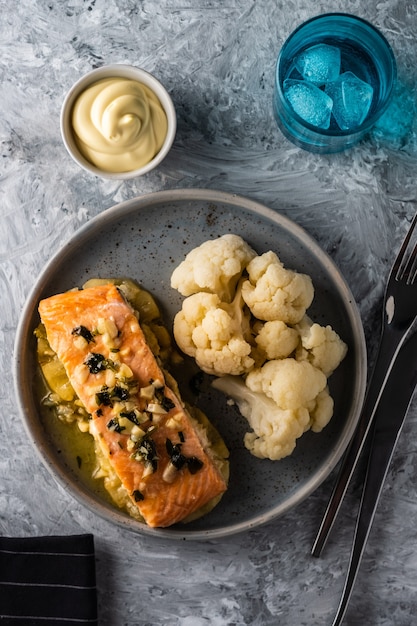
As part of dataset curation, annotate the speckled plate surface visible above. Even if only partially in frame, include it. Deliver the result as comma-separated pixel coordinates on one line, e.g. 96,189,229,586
14,189,367,540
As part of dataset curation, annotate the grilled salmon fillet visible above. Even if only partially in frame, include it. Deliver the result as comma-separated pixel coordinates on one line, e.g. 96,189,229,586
38,283,227,527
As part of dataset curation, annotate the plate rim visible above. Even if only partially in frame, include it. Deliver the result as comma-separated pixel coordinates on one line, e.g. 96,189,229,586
13,188,367,540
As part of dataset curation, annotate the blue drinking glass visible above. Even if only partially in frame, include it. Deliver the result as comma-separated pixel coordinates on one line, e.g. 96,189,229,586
274,13,396,153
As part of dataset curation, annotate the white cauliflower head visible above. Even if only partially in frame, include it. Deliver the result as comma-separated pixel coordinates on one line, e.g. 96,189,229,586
245,358,327,410
173,291,254,376
241,251,314,324
212,375,311,460
255,319,299,361
295,316,348,376
170,235,345,461
170,234,256,303
307,387,334,432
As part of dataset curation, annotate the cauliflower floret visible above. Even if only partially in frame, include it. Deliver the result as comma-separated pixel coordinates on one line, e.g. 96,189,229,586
173,290,254,376
242,251,314,324
171,234,256,303
255,320,300,360
295,316,348,376
308,387,334,432
246,358,327,410
212,375,311,460
212,361,333,460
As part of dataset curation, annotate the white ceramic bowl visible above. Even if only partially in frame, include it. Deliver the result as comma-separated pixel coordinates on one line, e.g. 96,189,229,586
60,64,176,180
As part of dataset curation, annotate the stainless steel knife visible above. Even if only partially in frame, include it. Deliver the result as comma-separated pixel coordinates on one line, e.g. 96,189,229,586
330,328,417,626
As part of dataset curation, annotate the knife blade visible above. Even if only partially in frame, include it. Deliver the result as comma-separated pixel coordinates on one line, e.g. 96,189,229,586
330,329,417,626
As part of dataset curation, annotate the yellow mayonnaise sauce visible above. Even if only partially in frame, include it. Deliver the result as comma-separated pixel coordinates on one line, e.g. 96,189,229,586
71,77,168,173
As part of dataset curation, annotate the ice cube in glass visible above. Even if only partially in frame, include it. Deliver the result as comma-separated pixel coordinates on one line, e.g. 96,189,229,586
294,43,341,85
284,79,333,129
326,71,374,130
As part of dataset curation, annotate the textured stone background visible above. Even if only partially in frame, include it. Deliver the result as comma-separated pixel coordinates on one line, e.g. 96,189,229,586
1,1,417,624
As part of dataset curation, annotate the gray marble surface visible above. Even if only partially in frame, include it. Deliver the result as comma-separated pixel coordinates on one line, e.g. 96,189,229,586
2,1,417,624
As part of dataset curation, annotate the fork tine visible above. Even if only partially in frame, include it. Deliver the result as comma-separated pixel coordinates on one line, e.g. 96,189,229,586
394,212,417,279
404,242,417,285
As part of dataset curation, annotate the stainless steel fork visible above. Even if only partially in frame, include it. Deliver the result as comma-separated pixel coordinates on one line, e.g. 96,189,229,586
312,212,417,558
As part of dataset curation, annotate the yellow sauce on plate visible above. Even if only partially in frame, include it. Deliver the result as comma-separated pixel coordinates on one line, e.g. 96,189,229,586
71,77,168,173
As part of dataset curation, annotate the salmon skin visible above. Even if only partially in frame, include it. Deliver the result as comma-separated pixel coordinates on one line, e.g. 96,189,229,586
38,283,227,528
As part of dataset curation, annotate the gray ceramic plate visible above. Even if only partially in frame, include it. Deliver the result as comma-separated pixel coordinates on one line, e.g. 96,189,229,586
14,189,367,540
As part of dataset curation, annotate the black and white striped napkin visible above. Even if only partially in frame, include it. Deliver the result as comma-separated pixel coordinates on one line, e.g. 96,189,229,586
0,534,98,625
